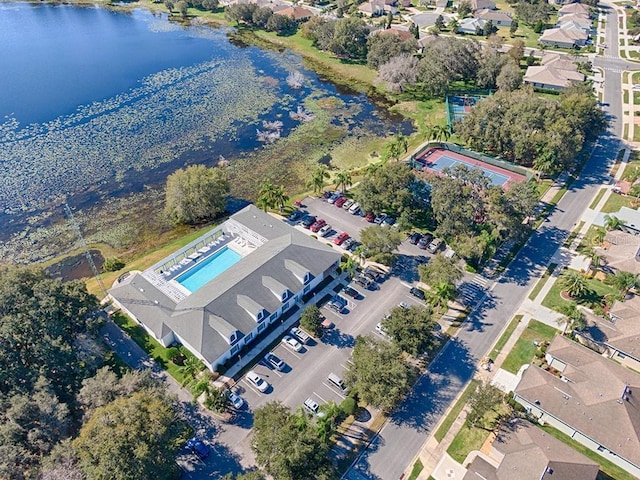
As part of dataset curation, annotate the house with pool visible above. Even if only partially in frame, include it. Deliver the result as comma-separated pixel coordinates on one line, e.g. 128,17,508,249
108,205,342,372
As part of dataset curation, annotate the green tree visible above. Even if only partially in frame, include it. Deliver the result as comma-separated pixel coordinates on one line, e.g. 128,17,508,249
345,335,413,413
558,303,587,332
496,59,522,91
334,171,353,192
385,133,409,161
448,18,459,32
360,225,404,256
604,214,626,231
426,282,457,311
354,162,415,217
266,13,297,35
300,305,323,338
605,270,638,296
103,257,126,272
251,402,332,480
457,0,472,17
418,255,463,286
257,180,288,212
179,356,204,386
381,305,438,356
74,390,185,480
176,0,188,17
307,165,330,195
165,164,229,225
204,386,231,413
329,17,370,59
467,381,507,430
435,14,445,31
483,19,496,37
340,254,360,277
509,18,519,36
221,471,266,480
558,270,589,299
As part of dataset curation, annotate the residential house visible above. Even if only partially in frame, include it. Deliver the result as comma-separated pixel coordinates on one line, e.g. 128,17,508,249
514,335,640,479
558,2,591,17
471,0,495,11
539,27,588,48
597,295,640,371
463,419,599,480
524,63,584,90
374,25,415,41
272,5,315,20
359,0,392,16
410,12,451,29
109,205,342,372
473,8,513,26
457,17,486,34
595,206,640,235
557,13,592,33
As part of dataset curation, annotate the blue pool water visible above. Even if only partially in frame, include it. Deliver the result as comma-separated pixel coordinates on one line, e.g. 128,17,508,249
176,247,242,293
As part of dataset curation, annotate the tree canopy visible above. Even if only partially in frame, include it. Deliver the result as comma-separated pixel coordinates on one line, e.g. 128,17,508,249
354,162,415,217
381,305,439,357
300,305,323,338
164,164,229,225
345,335,413,413
419,256,463,287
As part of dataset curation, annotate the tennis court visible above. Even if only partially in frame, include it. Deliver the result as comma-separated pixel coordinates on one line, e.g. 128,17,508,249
446,94,487,128
414,148,526,189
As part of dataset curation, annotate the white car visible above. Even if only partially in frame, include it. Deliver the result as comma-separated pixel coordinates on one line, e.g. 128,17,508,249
342,199,354,210
282,335,303,352
318,224,332,237
375,322,388,337
348,202,360,215
303,398,326,417
228,391,244,409
247,370,269,392
374,213,387,224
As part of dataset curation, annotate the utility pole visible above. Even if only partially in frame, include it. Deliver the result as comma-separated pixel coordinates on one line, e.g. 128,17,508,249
63,203,108,299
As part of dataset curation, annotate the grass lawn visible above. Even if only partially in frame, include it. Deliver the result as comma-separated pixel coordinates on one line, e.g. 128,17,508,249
434,379,479,442
112,312,203,385
563,221,584,248
501,320,558,374
589,188,607,209
489,314,522,361
540,425,637,480
601,192,634,213
408,460,424,480
528,263,557,301
541,275,619,313
537,178,554,198
447,403,511,464
577,224,606,252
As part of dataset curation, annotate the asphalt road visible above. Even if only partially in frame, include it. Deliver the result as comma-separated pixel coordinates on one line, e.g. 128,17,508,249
345,19,626,480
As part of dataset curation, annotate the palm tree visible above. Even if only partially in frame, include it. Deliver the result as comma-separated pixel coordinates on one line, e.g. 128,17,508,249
532,152,556,180
257,179,277,212
179,356,202,386
334,171,353,192
586,248,602,273
340,255,359,277
592,228,605,245
605,270,639,297
428,282,457,311
307,165,330,195
365,161,383,177
272,184,289,213
558,270,589,299
604,214,626,231
391,133,408,161
558,303,586,334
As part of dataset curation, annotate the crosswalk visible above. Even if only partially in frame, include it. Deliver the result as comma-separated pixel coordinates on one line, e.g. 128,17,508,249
457,274,489,307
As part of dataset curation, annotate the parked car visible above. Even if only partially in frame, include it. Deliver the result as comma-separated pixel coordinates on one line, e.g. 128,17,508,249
334,232,350,245
327,298,344,313
347,240,361,252
335,196,348,208
342,237,356,250
354,274,374,290
363,267,384,282
318,223,332,237
322,191,333,199
417,234,433,250
382,216,396,227
282,335,303,352
265,352,286,371
301,215,316,229
365,212,376,223
186,437,210,460
343,285,359,299
291,326,311,344
428,238,443,253
303,398,326,417
310,219,326,233
288,210,304,222
375,322,388,337
247,370,269,392
342,199,354,210
327,192,342,204
227,390,244,409
410,287,426,301
409,232,422,245
374,213,387,224
348,202,361,215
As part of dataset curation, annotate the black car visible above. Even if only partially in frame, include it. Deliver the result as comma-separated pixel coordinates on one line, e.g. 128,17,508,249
409,232,421,245
354,274,374,290
417,234,433,250
363,267,384,282
348,241,361,252
301,215,316,229
343,285,359,299
410,287,426,301
288,210,304,222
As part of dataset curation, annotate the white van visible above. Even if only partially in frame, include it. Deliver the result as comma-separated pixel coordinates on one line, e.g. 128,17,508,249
291,326,311,344
328,373,346,391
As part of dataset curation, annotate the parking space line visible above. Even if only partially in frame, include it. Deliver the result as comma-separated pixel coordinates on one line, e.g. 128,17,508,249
275,345,303,360
323,382,347,399
314,392,328,403
241,379,263,395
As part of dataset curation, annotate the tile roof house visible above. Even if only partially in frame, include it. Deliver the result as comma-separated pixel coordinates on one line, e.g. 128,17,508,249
272,5,315,20
359,0,393,16
473,8,513,26
457,17,486,34
556,14,593,34
523,54,584,91
558,2,591,17
514,335,640,479
109,205,341,372
410,12,451,28
539,26,588,48
462,419,599,480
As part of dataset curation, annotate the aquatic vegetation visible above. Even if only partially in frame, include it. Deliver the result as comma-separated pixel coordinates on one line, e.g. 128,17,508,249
286,71,305,89
289,105,315,122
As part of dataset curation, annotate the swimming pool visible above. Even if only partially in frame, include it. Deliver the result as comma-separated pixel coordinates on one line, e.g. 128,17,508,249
176,247,242,293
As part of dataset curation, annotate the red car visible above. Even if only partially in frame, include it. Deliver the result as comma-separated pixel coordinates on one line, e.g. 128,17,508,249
334,232,350,245
365,212,375,223
335,196,348,208
310,219,326,233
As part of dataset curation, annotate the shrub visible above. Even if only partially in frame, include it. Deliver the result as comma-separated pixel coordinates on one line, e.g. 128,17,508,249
340,396,357,416
103,257,126,272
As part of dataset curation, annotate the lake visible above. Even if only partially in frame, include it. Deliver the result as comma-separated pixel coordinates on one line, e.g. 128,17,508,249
0,2,412,264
